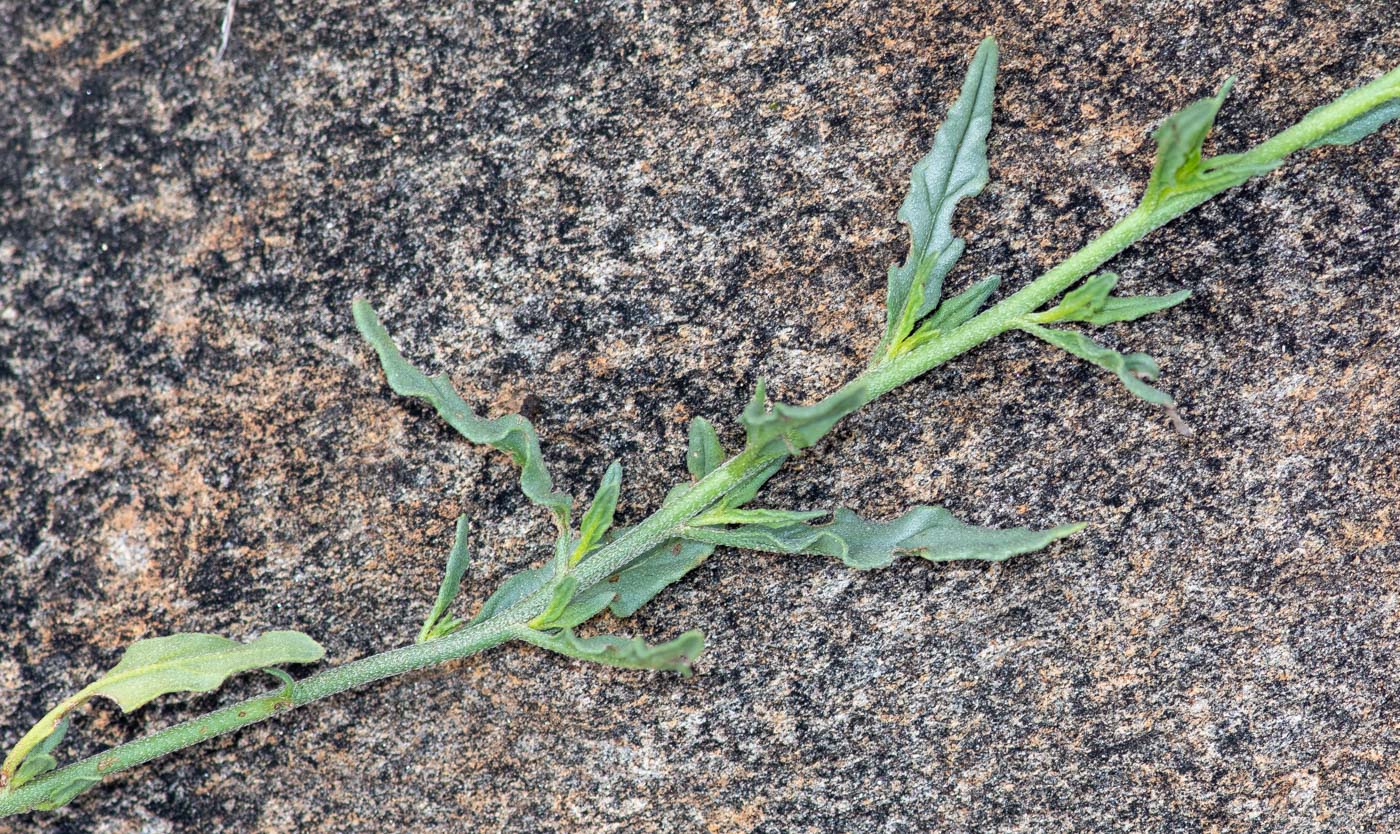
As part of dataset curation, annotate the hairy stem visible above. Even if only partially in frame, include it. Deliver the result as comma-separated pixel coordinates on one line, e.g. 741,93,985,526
4,63,1397,818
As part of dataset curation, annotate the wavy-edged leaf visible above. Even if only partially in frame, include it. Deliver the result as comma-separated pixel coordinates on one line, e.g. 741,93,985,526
418,515,472,643
353,300,572,527
681,506,1082,570
573,461,622,563
2,631,324,783
1038,273,1191,325
740,379,868,456
877,37,999,359
1022,323,1175,406
606,539,715,618
686,417,725,479
520,628,705,677
1306,96,1400,148
470,565,551,625
9,718,68,789
1142,79,1279,211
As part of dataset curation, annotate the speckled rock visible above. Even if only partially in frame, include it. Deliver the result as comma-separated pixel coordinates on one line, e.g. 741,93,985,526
2,1,1398,832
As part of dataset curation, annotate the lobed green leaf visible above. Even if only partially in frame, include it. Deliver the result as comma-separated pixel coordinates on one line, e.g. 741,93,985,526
681,506,1083,570
2,631,324,783
520,628,706,677
740,379,868,457
1021,323,1175,406
418,515,472,643
877,37,999,359
353,300,573,528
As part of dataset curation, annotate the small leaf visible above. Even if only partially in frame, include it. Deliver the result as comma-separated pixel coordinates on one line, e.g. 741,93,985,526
1306,96,1400,148
548,586,617,631
681,506,1082,570
1142,79,1279,211
10,718,69,789
2,631,324,783
686,417,725,479
922,275,1001,333
528,576,579,629
573,461,622,562
33,773,102,811
721,455,786,510
877,37,1000,359
1021,323,1176,406
1037,273,1191,325
470,565,551,625
690,508,829,527
740,378,868,457
353,300,573,528
418,515,472,643
520,628,705,677
607,539,716,618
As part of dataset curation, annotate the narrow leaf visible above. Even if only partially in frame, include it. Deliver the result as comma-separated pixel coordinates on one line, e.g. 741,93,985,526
682,506,1081,570
1142,79,1280,209
353,300,572,527
521,628,705,677
528,576,579,629
878,37,999,359
740,378,868,456
548,586,617,631
574,461,622,562
417,515,472,643
10,718,69,789
1022,323,1176,406
2,631,324,782
1038,273,1191,325
607,539,715,618
470,565,551,625
686,417,725,479
33,773,102,811
922,275,1001,333
721,455,786,510
1306,96,1400,148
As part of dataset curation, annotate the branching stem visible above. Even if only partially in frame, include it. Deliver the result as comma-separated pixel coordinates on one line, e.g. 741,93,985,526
2,60,1396,818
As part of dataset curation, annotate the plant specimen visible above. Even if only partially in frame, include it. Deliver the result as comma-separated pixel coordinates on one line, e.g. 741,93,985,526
2,37,1397,817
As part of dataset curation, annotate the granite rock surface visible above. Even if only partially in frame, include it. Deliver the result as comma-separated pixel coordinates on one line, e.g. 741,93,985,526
1,1,1398,832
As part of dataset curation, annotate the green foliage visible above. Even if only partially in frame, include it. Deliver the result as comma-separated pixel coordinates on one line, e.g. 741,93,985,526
1021,323,1175,406
9,719,67,790
682,506,1083,570
686,417,725,479
573,462,622,564
606,539,716,618
1035,272,1191,325
418,515,473,642
1139,79,1280,215
8,37,1399,818
877,37,999,360
520,628,706,677
740,378,868,456
1306,93,1400,147
2,632,323,783
353,300,573,528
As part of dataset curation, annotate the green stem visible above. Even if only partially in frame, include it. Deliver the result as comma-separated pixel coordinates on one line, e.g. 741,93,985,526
4,62,1397,818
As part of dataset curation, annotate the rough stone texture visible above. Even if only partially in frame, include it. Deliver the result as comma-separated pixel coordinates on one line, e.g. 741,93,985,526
2,1,1398,832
